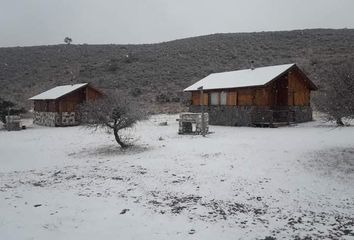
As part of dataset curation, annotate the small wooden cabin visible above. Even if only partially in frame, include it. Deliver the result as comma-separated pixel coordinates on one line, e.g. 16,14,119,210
29,83,102,126
184,63,317,127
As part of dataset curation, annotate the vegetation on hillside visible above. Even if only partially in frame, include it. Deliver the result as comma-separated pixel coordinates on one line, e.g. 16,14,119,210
1,29,354,113
313,62,354,125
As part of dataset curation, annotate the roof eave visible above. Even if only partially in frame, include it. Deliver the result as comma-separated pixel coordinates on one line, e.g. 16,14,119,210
184,84,267,92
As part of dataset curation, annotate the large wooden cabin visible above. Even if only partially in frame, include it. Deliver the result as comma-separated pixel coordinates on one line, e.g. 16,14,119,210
184,63,317,127
29,83,102,126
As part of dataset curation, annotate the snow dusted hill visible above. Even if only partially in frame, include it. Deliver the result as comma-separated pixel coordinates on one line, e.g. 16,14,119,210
2,29,354,113
0,115,354,239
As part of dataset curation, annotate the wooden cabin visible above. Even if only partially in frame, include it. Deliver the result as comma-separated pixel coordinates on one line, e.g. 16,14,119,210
29,83,102,126
184,63,317,127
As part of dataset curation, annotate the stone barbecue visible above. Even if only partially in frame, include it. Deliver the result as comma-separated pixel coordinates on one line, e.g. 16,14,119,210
178,112,209,135
5,115,21,131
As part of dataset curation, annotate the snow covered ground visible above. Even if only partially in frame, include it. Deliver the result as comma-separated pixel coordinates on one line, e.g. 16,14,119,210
1,115,354,240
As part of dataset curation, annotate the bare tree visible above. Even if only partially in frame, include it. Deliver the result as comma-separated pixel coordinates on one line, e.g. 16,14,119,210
314,62,354,125
64,37,72,45
79,94,145,148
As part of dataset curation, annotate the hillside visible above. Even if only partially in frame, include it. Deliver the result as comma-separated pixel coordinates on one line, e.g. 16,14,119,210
1,28,354,112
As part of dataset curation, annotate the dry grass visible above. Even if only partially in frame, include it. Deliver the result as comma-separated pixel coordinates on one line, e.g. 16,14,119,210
307,147,354,179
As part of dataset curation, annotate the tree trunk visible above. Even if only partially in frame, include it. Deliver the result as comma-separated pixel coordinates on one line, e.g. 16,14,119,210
113,128,128,148
336,118,344,126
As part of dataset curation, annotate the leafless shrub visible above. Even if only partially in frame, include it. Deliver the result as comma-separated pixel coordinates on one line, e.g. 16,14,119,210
79,92,146,148
314,62,354,126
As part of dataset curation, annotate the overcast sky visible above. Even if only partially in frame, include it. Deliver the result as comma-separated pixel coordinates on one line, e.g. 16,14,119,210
1,0,354,47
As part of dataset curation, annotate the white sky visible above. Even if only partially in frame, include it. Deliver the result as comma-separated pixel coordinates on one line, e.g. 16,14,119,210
1,0,354,47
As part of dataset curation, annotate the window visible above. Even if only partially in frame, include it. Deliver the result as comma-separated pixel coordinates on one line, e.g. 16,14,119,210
210,92,219,105
220,91,227,105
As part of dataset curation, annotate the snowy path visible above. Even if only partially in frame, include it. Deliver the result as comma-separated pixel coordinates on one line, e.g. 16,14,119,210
1,115,354,239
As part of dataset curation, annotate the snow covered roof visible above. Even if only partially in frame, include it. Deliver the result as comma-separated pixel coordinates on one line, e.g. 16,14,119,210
29,83,89,100
184,63,296,91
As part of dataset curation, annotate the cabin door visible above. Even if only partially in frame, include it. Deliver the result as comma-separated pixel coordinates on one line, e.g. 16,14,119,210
274,79,288,107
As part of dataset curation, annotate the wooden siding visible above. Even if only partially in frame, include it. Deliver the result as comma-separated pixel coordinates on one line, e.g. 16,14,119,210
254,88,270,106
34,101,42,112
58,88,85,113
237,89,254,106
202,93,209,105
192,92,200,105
227,91,237,105
191,88,271,107
266,86,275,106
288,70,311,106
85,86,101,101
274,75,289,106
191,91,209,105
33,85,103,113
34,100,58,112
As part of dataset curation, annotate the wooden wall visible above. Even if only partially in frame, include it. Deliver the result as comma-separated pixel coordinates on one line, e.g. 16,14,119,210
237,89,253,106
227,91,237,105
191,92,208,105
254,88,271,106
190,87,271,107
58,88,86,113
34,85,103,113
34,100,58,112
191,92,200,105
288,70,311,106
85,86,102,101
